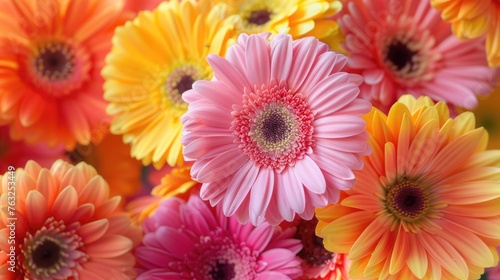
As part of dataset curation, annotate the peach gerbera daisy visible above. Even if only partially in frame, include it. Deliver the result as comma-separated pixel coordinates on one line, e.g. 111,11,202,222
316,95,500,279
217,0,342,40
102,0,238,169
0,0,127,149
0,160,141,279
431,0,500,67
336,0,497,112
181,32,371,226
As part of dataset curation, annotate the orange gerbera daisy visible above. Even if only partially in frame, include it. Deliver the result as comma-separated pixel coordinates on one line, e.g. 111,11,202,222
0,0,127,149
316,95,500,279
431,0,500,66
0,160,141,279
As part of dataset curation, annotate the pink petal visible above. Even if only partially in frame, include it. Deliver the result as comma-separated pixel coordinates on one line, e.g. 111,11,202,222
249,169,274,225
223,161,259,216
270,34,293,82
314,115,366,138
280,168,305,213
245,34,270,86
195,148,248,183
293,156,326,194
207,54,250,97
247,224,274,252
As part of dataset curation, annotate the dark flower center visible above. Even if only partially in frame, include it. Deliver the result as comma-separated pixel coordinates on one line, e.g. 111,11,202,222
247,9,271,25
210,261,236,280
34,42,74,80
165,65,204,106
295,217,334,266
175,75,195,95
32,239,62,268
386,180,428,221
386,40,417,71
261,111,288,143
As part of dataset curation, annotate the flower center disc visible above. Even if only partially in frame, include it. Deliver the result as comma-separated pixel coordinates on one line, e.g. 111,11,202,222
22,218,87,279
26,40,90,96
210,261,236,280
35,43,74,80
233,83,314,172
165,65,204,106
386,40,418,71
32,238,63,268
386,180,429,222
381,32,433,81
247,10,271,25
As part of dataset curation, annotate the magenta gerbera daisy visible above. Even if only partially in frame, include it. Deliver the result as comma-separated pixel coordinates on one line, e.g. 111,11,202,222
135,194,303,279
336,0,498,112
181,33,371,226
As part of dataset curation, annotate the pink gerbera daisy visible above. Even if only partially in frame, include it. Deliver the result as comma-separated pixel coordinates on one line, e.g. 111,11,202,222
336,0,497,112
135,194,303,279
181,33,371,226
0,160,141,279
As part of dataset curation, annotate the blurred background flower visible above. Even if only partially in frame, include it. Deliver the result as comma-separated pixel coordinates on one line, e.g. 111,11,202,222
336,0,497,112
219,0,342,40
431,0,500,67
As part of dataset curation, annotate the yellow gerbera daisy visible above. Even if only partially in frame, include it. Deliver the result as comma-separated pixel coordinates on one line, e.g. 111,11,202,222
431,0,500,66
102,0,238,168
215,0,342,40
316,95,500,279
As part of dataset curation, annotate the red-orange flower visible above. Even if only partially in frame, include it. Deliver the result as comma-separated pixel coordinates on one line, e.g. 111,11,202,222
0,0,127,149
0,160,141,279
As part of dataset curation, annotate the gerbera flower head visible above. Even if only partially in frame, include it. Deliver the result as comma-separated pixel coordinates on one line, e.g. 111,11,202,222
218,0,342,40
181,32,371,226
136,194,303,279
316,95,500,279
0,0,127,149
0,160,141,279
283,217,350,279
431,0,500,67
336,0,497,112
102,0,238,169
0,125,67,171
